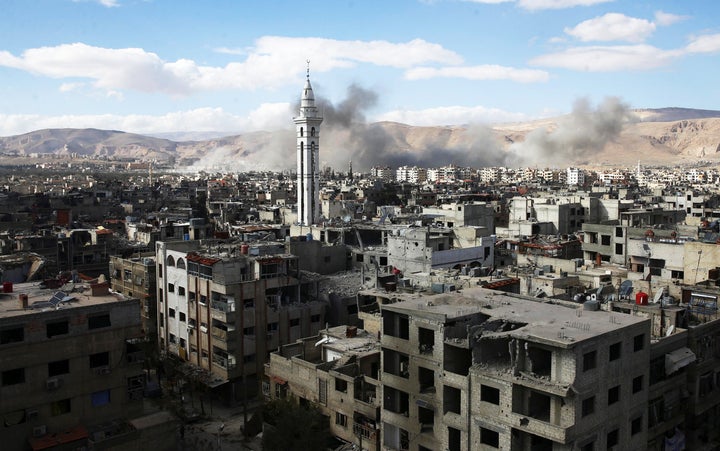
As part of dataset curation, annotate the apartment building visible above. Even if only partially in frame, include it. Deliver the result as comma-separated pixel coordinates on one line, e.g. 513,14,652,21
155,240,327,398
377,287,649,451
109,252,158,338
265,325,382,450
0,282,149,451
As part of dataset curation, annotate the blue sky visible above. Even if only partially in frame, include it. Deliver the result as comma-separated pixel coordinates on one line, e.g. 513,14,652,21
0,0,718,136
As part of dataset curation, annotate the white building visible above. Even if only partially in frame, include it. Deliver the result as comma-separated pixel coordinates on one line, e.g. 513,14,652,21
396,166,427,184
295,69,323,226
566,167,586,186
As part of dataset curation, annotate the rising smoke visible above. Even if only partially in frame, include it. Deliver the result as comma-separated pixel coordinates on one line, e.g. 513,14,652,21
192,86,635,173
509,97,637,166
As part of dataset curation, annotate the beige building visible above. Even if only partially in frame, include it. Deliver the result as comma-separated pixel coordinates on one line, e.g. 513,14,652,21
265,325,382,450
0,281,158,451
156,240,327,399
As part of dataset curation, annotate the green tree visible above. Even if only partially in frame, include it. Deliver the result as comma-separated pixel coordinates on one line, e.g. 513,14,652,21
262,398,331,451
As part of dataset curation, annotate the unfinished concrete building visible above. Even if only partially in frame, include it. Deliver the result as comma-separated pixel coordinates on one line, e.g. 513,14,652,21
375,287,649,451
109,252,157,338
265,325,382,450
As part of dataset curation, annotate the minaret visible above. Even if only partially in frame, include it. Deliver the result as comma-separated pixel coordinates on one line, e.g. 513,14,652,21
294,62,323,226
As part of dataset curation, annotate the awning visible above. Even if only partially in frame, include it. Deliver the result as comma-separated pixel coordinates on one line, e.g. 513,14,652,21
29,425,89,450
665,347,696,375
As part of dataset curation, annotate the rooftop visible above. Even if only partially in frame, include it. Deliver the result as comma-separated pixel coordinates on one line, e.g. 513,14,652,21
381,286,647,348
0,280,134,319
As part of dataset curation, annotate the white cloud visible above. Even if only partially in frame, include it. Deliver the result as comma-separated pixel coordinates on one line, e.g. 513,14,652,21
654,11,688,26
374,105,529,126
517,0,614,10
0,37,462,97
73,0,120,7
405,65,549,83
0,103,293,136
565,13,656,43
530,44,680,71
461,0,613,8
59,82,85,92
685,33,720,54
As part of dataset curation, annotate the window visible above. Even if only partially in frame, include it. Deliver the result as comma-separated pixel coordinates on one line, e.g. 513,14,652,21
634,334,645,352
267,322,278,332
615,228,623,238
311,314,321,322
583,350,597,371
0,326,24,344
168,308,175,318
178,286,185,296
631,415,642,435
481,385,500,405
632,375,643,393
48,359,70,377
243,298,254,308
582,396,595,417
244,326,255,336
608,385,620,405
169,333,176,343
480,427,499,448
47,320,69,338
609,342,621,361
335,378,347,393
89,351,110,368
324,256,331,263
50,398,71,416
615,243,623,255
168,283,175,293
88,313,111,329
2,368,25,386
91,389,110,407
289,318,300,327
606,428,618,448
581,441,595,451
601,235,611,246
335,412,347,427
179,312,186,322
243,354,255,364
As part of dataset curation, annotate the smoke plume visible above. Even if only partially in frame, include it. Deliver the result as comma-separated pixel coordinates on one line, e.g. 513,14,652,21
509,97,636,166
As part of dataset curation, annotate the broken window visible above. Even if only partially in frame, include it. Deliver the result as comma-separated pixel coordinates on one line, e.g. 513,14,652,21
609,342,622,361
418,326,434,354
480,427,499,448
443,385,461,415
608,385,620,405
418,366,434,393
481,385,500,405
526,345,552,377
444,344,472,376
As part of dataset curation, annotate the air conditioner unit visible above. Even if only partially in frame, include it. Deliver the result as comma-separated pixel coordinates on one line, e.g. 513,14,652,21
32,425,47,437
95,366,111,375
45,378,61,390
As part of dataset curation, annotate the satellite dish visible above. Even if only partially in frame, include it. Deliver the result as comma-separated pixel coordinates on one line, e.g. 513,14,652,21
666,325,675,337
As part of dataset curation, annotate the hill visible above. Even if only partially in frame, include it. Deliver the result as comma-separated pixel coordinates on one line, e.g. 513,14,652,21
1,108,720,170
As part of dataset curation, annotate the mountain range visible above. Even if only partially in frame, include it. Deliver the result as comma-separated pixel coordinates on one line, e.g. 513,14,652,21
1,107,719,171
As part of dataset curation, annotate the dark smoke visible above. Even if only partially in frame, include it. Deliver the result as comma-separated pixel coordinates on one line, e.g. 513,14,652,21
310,84,506,171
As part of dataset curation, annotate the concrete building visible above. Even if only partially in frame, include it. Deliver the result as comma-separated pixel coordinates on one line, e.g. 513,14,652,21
109,252,158,338
377,287,649,451
265,325,382,450
0,281,154,451
295,68,323,226
155,240,327,399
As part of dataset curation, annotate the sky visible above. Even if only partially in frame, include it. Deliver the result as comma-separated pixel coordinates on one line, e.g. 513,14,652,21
1,0,719,138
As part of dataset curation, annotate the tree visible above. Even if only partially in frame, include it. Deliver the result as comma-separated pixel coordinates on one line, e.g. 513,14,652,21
261,398,331,451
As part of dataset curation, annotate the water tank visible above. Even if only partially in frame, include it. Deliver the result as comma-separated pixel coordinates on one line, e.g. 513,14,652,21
306,232,313,241
3,282,12,293
240,244,249,255
583,300,600,311
635,291,649,305
19,293,28,309
183,233,190,241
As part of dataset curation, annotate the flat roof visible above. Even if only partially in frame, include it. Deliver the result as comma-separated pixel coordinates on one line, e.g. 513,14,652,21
380,286,648,347
0,281,135,319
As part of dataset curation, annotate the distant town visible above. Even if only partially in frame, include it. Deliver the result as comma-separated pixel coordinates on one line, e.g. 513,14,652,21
2,77,719,451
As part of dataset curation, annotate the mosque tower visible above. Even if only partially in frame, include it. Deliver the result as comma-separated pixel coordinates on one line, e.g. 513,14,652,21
294,63,323,226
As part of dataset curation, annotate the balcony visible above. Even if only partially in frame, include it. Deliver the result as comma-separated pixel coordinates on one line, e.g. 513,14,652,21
210,299,236,322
